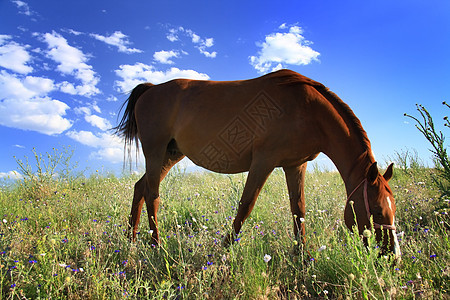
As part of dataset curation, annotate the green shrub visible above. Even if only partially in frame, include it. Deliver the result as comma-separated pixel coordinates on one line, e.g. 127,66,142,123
405,102,450,197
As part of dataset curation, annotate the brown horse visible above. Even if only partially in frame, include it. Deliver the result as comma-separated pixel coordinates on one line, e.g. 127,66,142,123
115,69,401,257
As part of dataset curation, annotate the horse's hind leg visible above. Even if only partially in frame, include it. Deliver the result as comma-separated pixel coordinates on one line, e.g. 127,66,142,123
128,174,147,241
283,163,307,244
143,144,185,245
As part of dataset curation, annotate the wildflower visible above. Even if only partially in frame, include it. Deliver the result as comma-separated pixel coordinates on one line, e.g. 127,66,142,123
2,219,7,224
299,218,305,223
318,245,326,252
430,254,437,258
114,250,120,253
349,200,354,206
363,229,371,238
10,283,16,288
263,254,272,263
207,261,213,266
348,273,355,281
323,290,329,295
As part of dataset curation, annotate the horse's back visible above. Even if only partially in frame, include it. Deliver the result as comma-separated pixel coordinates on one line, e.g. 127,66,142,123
136,70,324,173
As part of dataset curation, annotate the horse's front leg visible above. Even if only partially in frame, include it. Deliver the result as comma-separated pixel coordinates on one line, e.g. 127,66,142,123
283,163,307,244
222,159,274,247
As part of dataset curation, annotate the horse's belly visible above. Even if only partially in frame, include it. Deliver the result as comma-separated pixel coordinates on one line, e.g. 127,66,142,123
183,138,253,174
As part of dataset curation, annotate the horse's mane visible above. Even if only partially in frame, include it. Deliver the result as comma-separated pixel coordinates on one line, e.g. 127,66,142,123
273,70,371,152
313,83,371,151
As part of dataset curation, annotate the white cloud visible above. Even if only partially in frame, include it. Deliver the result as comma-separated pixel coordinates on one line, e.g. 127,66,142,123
84,114,112,131
166,27,217,58
66,130,126,163
90,31,142,54
75,103,111,131
114,63,210,92
106,95,118,102
40,31,100,96
0,35,33,74
0,170,22,180
153,50,180,64
11,0,35,16
0,70,71,135
250,25,320,73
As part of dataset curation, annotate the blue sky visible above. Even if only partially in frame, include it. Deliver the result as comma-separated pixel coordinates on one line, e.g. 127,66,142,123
0,0,449,178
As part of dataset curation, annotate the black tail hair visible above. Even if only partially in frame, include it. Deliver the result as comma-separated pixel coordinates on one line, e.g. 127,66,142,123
114,83,153,163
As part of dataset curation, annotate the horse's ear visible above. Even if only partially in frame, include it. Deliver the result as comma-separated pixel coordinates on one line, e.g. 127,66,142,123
383,163,394,182
367,162,379,184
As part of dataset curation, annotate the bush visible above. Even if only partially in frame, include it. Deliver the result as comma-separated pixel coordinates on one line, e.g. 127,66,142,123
405,102,450,197
13,147,79,200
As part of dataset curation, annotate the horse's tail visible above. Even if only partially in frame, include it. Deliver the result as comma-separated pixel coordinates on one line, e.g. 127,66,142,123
114,83,153,156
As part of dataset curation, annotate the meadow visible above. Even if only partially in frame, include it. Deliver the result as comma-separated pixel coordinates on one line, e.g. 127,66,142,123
0,150,449,299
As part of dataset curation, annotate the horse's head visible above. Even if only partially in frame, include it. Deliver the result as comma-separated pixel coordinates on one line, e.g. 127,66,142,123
344,162,401,259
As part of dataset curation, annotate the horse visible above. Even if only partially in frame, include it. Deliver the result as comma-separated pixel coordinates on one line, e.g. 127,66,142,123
115,69,401,258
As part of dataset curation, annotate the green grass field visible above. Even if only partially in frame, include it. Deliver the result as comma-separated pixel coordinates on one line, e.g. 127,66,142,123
1,155,449,299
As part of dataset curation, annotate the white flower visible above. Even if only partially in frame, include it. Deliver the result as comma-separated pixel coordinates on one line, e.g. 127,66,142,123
2,219,7,224
318,245,326,252
263,254,272,263
299,217,305,223
363,229,372,238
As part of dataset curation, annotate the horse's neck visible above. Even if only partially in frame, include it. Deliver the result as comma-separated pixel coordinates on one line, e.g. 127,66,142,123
321,126,375,195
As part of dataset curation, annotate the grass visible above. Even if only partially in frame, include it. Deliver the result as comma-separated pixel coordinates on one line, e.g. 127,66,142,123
0,155,449,299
